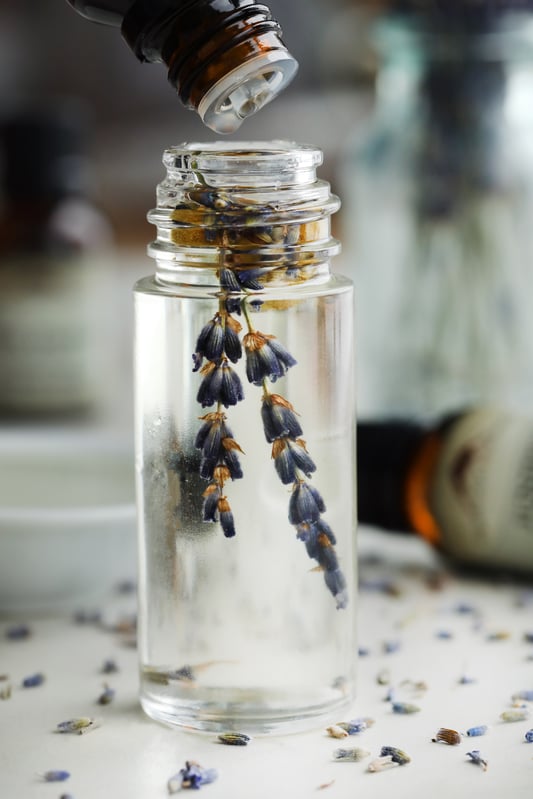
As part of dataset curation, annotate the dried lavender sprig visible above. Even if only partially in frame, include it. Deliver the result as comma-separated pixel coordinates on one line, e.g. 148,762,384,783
240,306,348,609
192,303,246,539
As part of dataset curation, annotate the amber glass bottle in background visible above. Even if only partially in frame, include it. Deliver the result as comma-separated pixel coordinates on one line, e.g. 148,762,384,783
66,0,298,133
0,106,112,417
357,410,533,575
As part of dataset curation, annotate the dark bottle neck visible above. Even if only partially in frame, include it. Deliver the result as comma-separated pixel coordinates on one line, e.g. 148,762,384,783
122,0,296,128
357,420,427,534
67,0,297,133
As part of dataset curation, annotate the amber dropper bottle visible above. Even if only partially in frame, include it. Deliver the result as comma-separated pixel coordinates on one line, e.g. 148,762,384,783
66,0,298,133
357,410,533,575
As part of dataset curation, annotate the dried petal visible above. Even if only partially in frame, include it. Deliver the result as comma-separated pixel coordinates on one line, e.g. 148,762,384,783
327,725,349,739
500,709,529,722
289,481,326,525
167,760,218,793
380,746,411,765
272,438,316,484
197,360,244,408
194,316,225,365
218,732,251,746
432,727,462,744
333,747,370,762
466,750,488,771
367,756,396,773
218,497,236,538
42,771,70,783
244,331,296,385
324,569,348,610
22,673,45,688
337,719,367,735
223,316,243,363
466,725,488,737
261,394,302,442
56,717,95,734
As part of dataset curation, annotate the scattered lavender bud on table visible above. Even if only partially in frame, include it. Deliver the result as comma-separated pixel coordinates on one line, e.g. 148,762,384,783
486,631,510,642
0,684,11,700
512,690,533,702
100,659,119,675
73,610,102,625
392,702,420,715
383,640,402,655
466,750,488,771
432,728,462,745
466,725,488,737
524,729,533,743
376,669,390,686
97,684,115,705
380,746,411,765
217,732,251,746
336,719,368,735
56,718,96,734
41,770,70,782
458,675,477,685
500,709,529,723
6,624,31,640
327,725,349,739
333,747,370,762
22,673,45,688
167,761,218,793
367,755,396,773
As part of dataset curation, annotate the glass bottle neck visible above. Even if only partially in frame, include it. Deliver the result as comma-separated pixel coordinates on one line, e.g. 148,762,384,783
147,141,340,288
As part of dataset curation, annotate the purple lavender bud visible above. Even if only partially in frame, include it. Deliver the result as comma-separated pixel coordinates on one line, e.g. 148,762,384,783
288,482,326,525
261,394,303,442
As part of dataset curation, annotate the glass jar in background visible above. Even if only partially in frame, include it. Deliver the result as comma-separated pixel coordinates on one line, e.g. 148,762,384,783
134,141,357,733
339,13,533,421
0,106,113,417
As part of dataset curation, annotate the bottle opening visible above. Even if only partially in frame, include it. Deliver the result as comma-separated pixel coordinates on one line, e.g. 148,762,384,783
198,53,298,134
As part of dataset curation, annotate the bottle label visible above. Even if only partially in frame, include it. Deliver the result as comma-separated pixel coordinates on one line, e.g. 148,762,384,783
431,408,533,571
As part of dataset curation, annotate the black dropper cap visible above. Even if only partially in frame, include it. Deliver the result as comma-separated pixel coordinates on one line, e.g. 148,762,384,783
357,420,427,533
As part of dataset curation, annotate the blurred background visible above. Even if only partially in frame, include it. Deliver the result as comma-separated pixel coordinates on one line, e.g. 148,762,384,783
0,0,375,247
4,0,533,610
0,0,378,612
0,0,377,426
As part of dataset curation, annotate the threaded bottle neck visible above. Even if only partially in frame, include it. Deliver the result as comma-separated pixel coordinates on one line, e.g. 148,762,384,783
147,141,341,286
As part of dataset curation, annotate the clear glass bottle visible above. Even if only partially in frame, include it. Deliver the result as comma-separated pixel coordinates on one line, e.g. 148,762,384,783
134,141,357,733
66,0,298,133
339,11,533,420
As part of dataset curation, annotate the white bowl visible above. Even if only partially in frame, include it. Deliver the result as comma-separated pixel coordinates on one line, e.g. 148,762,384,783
0,427,137,615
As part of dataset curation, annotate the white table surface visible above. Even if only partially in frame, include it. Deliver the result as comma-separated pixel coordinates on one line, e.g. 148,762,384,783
1,528,532,799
